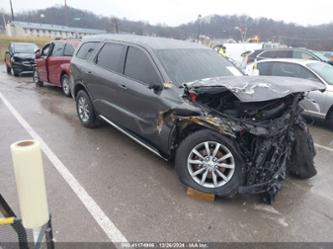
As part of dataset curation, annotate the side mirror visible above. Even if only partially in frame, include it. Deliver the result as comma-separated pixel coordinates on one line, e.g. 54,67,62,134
148,82,163,91
35,49,41,59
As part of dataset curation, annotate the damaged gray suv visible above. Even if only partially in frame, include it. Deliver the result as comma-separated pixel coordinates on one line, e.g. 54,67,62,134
71,35,325,203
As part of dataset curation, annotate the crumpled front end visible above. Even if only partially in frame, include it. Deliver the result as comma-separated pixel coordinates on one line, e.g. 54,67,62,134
178,82,317,203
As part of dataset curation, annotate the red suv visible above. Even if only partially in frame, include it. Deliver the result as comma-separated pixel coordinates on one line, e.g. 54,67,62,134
34,39,80,97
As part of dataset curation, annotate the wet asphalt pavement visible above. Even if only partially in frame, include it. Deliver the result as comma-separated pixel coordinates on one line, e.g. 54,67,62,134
0,69,333,243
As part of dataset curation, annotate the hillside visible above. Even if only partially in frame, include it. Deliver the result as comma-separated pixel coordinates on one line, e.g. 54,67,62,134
3,5,333,50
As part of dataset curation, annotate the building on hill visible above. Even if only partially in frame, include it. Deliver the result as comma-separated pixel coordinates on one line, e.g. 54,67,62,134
6,21,106,38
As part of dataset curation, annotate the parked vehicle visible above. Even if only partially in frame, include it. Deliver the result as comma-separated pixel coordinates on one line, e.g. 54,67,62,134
245,48,332,66
71,35,323,202
249,58,333,128
34,39,80,97
4,42,38,76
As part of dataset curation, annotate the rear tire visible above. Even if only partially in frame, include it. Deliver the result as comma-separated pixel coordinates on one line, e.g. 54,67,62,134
175,129,243,198
61,74,71,97
76,90,99,128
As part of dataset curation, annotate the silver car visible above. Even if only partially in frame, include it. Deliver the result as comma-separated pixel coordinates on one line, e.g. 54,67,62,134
250,59,333,128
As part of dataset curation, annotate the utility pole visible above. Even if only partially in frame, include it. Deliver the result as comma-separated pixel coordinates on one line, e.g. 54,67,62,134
197,14,202,42
9,0,14,21
65,0,68,26
111,17,119,34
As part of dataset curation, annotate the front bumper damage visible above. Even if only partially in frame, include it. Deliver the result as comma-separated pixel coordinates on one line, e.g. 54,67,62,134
165,76,322,203
171,103,316,203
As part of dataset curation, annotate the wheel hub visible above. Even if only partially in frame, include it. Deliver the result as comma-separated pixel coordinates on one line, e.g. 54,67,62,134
78,97,90,122
187,141,235,188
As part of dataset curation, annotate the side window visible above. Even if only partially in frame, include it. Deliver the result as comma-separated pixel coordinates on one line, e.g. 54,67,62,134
95,43,125,73
64,44,75,56
274,50,292,58
41,44,51,56
260,50,292,59
124,47,161,85
271,62,299,77
271,62,320,81
297,66,320,82
76,42,99,60
293,51,316,60
52,43,65,56
259,51,276,58
257,62,272,75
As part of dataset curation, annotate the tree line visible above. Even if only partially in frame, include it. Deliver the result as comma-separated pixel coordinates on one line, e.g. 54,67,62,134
3,5,333,50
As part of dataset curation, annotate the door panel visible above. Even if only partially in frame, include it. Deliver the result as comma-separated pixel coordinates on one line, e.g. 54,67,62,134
36,44,52,82
48,56,69,86
90,42,127,119
47,42,66,86
119,46,168,148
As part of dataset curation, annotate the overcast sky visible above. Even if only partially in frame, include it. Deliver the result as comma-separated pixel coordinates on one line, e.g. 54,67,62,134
1,0,333,26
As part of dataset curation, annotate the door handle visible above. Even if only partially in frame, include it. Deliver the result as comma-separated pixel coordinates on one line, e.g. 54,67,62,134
119,84,127,90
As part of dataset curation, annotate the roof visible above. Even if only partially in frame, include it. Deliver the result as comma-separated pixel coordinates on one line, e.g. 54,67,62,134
53,39,81,47
10,21,106,34
256,58,323,66
83,34,209,50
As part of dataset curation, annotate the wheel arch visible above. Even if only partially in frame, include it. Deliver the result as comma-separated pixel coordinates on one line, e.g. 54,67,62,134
168,117,236,159
73,83,88,98
325,104,333,120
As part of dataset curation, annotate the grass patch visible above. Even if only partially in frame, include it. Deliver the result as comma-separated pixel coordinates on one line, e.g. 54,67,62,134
0,35,52,59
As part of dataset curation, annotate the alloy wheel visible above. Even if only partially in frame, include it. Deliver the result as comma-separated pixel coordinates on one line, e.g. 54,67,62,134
62,76,70,95
187,141,235,188
78,96,90,122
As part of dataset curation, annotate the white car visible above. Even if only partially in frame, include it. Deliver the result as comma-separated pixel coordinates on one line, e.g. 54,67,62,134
248,59,333,128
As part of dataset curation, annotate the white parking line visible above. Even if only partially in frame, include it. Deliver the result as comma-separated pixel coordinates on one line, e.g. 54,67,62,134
315,143,333,153
0,91,128,244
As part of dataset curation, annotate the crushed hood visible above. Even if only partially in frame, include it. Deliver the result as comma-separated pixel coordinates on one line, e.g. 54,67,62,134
185,76,326,102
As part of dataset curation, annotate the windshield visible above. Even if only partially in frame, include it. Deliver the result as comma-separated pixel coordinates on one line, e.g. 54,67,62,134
308,62,333,85
13,43,38,54
156,49,243,85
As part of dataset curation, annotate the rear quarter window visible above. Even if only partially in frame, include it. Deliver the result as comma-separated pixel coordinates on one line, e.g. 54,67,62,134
76,42,99,60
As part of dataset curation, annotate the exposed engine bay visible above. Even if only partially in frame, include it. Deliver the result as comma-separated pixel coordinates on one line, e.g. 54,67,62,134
178,76,322,203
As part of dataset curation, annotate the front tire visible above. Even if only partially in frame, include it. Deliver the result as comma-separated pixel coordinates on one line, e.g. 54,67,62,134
13,69,19,77
327,110,333,130
6,64,11,74
76,90,99,128
175,129,243,198
33,70,44,87
61,74,71,97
